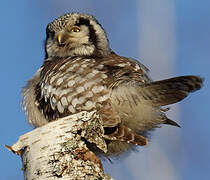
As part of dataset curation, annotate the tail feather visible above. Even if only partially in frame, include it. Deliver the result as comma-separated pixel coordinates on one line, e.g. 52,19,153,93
164,118,181,128
139,75,203,106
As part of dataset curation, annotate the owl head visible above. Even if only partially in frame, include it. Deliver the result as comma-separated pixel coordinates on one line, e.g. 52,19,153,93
45,13,111,59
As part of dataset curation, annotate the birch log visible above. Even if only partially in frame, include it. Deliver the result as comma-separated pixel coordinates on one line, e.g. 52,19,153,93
6,110,114,180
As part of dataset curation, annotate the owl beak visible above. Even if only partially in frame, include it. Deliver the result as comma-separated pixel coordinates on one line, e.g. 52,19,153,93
57,33,63,45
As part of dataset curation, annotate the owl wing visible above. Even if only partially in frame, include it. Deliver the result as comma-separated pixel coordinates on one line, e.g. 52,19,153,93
36,57,116,122
35,55,148,147
101,53,203,138
35,53,203,148
97,53,153,146
103,53,203,107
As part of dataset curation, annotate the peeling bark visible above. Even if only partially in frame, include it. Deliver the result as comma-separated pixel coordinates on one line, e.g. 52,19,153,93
6,111,114,180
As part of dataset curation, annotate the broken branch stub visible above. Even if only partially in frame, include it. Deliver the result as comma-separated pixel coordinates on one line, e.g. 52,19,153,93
6,111,114,180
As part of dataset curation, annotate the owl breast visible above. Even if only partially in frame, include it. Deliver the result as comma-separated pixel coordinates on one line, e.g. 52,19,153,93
36,57,110,121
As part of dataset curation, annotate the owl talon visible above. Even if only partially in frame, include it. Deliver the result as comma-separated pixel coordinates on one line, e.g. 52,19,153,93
104,124,148,146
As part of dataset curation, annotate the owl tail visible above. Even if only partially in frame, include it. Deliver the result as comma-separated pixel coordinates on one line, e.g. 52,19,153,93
104,125,148,146
139,75,203,107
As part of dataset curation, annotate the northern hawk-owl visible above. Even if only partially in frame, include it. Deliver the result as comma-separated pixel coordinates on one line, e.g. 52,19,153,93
22,12,203,156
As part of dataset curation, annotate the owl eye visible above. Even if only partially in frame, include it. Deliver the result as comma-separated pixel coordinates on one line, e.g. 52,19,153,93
71,27,80,32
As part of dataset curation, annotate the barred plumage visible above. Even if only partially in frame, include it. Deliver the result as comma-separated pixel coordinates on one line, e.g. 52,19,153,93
22,12,203,156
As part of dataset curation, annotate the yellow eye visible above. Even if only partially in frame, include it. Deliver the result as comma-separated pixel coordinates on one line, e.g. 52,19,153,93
71,27,80,32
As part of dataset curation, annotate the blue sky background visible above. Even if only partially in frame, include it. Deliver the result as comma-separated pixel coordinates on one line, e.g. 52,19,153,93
1,1,209,180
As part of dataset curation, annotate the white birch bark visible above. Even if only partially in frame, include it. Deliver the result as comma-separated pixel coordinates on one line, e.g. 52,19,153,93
6,111,114,180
